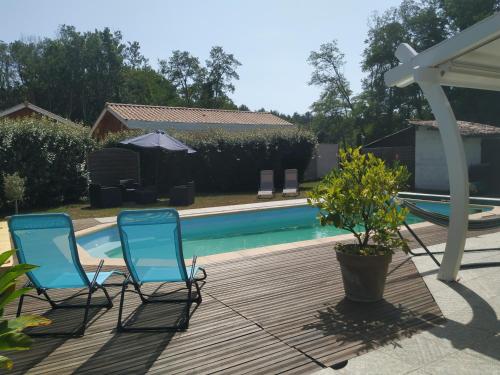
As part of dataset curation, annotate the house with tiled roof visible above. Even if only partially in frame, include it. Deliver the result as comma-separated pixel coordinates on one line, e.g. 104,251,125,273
363,120,500,192
90,103,294,138
0,102,75,126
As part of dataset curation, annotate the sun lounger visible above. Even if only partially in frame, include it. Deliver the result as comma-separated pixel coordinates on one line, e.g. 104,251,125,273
116,208,206,331
258,170,275,198
8,213,120,336
282,169,299,197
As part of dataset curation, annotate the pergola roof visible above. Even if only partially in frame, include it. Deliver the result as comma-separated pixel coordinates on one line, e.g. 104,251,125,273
385,13,500,92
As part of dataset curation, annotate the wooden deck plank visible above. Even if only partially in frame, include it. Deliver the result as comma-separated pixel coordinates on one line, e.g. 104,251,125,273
3,223,468,374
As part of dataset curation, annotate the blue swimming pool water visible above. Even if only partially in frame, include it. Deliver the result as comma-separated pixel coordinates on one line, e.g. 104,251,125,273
76,201,491,259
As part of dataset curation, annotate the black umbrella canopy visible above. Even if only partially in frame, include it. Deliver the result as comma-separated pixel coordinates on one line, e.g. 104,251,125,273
120,130,196,190
120,130,196,153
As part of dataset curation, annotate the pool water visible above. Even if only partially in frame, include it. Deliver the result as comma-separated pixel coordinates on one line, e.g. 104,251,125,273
76,201,491,259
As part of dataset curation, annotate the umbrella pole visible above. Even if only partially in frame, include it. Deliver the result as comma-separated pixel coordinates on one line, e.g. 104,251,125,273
155,150,160,191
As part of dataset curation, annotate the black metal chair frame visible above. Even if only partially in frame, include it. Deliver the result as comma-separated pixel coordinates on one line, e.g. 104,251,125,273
116,267,207,332
16,260,123,337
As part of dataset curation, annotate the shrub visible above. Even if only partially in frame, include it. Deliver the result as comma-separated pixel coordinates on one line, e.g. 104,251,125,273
3,173,25,214
0,250,51,370
308,147,409,255
101,128,317,192
0,117,97,207
99,129,145,148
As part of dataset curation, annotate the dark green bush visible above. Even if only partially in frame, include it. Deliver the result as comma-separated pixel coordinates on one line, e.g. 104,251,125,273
0,117,97,207
102,128,317,192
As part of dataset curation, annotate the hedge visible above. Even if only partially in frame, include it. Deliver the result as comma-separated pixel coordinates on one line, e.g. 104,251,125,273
0,119,316,211
102,128,317,192
0,117,97,208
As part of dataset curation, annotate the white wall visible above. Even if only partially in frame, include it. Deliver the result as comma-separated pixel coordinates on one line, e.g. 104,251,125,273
415,127,481,191
304,143,338,180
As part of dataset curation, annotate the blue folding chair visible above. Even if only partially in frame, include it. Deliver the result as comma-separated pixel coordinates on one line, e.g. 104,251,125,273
8,213,121,336
116,208,206,331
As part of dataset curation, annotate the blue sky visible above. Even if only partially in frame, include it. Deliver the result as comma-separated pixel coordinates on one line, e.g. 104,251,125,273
1,0,402,114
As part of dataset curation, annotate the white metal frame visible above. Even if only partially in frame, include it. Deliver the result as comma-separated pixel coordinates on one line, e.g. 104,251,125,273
385,13,500,281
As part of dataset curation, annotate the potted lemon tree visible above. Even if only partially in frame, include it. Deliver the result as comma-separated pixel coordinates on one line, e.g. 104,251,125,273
308,147,409,302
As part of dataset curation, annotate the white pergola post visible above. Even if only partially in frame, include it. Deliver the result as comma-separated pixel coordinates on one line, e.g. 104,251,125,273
414,71,469,281
385,14,500,281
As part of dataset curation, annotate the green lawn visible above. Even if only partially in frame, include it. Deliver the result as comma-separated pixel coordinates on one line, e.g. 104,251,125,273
18,181,319,220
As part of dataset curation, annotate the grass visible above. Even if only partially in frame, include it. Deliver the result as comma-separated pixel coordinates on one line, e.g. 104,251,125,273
13,181,319,220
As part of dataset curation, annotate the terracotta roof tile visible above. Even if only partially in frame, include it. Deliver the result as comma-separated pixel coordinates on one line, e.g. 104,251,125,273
409,120,500,137
107,103,293,126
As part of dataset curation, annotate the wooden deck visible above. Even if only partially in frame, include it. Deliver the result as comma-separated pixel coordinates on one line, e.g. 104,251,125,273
3,225,454,374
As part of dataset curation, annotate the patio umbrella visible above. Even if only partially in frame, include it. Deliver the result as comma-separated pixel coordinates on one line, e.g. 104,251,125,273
120,130,196,188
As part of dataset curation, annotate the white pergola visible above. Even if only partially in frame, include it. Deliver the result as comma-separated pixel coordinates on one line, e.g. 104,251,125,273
385,13,500,281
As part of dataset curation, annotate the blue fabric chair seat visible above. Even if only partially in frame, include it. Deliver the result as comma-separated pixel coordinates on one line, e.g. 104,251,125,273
138,266,200,283
85,271,117,287
31,271,116,289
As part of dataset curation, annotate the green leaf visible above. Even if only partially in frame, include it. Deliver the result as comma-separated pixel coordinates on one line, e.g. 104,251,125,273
0,355,14,370
0,287,32,310
6,315,51,331
332,213,342,227
0,251,15,268
0,264,37,294
0,331,33,351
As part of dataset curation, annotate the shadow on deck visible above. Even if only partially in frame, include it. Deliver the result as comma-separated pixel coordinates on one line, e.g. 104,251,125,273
4,243,443,374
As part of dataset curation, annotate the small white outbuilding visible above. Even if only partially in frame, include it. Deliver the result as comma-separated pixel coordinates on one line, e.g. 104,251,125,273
364,120,500,192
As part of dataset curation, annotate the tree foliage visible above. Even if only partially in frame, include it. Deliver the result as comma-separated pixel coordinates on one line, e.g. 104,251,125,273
202,46,241,108
0,27,243,125
302,0,500,145
159,46,241,109
0,117,97,207
3,173,25,214
307,41,362,144
439,0,500,31
160,50,203,106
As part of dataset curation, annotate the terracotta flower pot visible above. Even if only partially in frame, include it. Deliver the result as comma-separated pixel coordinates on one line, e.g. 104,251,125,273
336,246,392,302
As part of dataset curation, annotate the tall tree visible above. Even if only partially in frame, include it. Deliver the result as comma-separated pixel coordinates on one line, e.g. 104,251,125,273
0,41,25,107
309,41,354,116
120,67,178,106
360,0,448,141
439,0,500,31
200,46,241,108
124,41,148,69
360,0,500,142
0,25,183,124
307,41,361,144
159,50,203,106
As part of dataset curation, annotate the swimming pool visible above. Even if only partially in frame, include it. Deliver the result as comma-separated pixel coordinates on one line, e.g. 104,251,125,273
76,201,491,259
